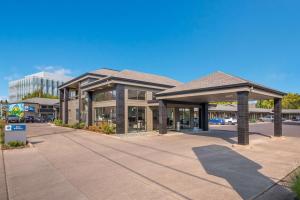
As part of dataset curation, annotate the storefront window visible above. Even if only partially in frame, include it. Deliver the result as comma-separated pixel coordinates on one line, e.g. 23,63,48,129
93,90,116,102
128,106,146,132
128,89,146,100
95,107,116,123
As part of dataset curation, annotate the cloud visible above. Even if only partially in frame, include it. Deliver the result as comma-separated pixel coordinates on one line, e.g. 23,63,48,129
35,65,72,77
265,73,291,82
4,73,20,81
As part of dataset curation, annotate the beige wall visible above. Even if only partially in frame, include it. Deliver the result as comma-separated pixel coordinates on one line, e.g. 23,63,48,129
68,99,79,124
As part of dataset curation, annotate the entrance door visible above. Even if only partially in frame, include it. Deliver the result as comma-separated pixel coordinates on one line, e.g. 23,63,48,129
179,108,191,129
128,106,146,132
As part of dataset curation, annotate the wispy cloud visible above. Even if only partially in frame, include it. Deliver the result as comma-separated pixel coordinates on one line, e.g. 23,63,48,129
4,73,20,81
35,65,72,77
265,73,291,82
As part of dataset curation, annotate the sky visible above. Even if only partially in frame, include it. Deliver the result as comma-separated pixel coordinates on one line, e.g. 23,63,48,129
0,0,299,99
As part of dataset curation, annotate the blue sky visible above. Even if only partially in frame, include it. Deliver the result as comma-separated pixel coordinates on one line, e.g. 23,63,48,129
0,0,299,99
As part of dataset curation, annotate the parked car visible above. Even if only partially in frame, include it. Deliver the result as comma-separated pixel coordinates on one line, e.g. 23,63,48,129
6,115,20,123
209,118,225,125
259,115,274,122
25,116,34,123
224,117,237,125
34,117,44,123
292,116,300,121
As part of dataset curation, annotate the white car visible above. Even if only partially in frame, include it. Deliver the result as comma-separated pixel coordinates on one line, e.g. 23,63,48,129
224,117,237,125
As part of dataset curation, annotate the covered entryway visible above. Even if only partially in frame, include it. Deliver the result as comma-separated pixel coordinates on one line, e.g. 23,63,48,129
156,71,286,145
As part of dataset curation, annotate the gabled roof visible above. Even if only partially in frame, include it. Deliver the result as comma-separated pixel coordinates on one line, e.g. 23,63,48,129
157,71,286,96
112,70,182,87
81,69,182,90
91,68,120,76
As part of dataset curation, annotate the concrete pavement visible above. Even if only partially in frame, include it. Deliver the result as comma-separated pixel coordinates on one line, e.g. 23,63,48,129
1,123,300,200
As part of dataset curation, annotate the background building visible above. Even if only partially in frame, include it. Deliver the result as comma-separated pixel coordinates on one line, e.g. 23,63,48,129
9,71,72,102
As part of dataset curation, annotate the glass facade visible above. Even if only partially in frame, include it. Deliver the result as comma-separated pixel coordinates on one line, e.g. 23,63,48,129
128,89,146,100
9,73,67,101
95,107,116,123
128,106,146,132
93,90,116,102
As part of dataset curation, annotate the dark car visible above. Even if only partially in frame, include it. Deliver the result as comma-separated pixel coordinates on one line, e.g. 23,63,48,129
34,117,44,123
209,118,225,125
25,116,34,123
7,115,20,123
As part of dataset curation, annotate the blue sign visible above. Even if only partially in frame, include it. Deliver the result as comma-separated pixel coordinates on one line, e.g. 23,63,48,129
5,124,26,132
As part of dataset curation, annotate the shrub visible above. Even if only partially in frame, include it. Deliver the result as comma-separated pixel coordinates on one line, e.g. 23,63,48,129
71,122,86,129
54,119,63,126
62,124,70,127
291,172,300,198
7,141,25,147
250,119,257,123
100,122,116,134
0,120,6,145
88,125,101,132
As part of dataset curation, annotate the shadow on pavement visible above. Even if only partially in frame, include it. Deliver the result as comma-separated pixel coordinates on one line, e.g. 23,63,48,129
192,145,290,199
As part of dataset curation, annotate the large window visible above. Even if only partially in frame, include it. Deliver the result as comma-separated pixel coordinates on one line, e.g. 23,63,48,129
128,106,146,132
93,90,116,102
128,89,146,100
95,107,116,123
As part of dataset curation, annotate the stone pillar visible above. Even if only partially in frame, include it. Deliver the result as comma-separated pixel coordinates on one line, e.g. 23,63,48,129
198,107,202,129
63,88,69,124
87,91,93,126
159,100,168,134
274,98,282,137
78,85,82,122
116,84,125,134
174,107,180,129
237,91,249,145
59,89,64,120
190,108,194,128
201,103,209,131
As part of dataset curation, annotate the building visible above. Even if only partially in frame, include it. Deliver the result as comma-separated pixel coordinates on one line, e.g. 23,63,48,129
59,68,287,145
208,104,300,120
9,97,59,121
9,71,72,102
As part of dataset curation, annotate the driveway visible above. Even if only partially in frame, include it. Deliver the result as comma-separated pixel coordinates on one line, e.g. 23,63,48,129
1,123,300,200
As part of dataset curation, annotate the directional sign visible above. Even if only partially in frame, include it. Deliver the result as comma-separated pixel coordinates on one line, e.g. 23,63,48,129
5,124,27,144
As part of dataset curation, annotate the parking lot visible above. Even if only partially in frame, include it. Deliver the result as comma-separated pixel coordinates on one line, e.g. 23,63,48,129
1,122,300,200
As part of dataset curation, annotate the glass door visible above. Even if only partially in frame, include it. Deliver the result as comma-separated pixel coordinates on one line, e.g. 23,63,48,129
179,108,191,129
128,106,146,132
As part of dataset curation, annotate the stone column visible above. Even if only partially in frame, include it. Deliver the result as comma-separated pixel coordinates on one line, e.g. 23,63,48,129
190,108,194,128
159,100,168,134
201,103,209,131
274,98,282,137
78,85,81,122
59,89,64,120
63,88,69,124
174,107,180,130
87,91,93,126
237,91,249,145
116,84,125,134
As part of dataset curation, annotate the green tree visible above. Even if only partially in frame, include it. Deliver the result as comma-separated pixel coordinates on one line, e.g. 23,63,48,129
256,93,300,109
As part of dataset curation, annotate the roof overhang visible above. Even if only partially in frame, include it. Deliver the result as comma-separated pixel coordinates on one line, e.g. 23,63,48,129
58,73,107,89
156,84,286,103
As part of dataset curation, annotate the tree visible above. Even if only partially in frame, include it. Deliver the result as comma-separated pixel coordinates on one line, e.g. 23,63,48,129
22,90,58,100
256,93,300,109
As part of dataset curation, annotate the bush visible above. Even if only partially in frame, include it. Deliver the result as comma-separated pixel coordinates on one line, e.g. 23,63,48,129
100,122,116,134
54,119,63,126
7,141,25,147
250,119,257,123
71,122,86,129
291,172,300,198
88,125,101,132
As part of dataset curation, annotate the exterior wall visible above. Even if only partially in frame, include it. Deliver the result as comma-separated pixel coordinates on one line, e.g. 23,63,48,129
68,99,79,124
124,85,159,133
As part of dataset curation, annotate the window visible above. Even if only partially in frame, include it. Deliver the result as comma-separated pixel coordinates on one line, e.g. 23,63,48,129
128,89,146,100
69,90,78,99
128,106,146,132
93,90,116,102
95,107,116,123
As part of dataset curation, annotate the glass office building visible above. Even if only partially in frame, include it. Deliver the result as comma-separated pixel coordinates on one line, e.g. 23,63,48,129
9,72,72,102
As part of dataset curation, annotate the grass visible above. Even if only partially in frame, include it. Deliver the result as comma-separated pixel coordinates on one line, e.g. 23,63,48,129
291,172,300,199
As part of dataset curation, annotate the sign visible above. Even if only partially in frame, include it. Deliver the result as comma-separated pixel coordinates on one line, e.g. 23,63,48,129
5,124,26,131
25,105,35,112
8,103,25,118
4,124,27,144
